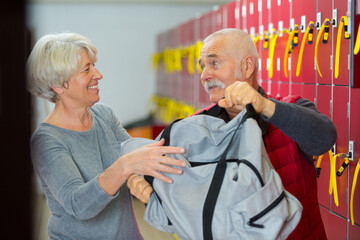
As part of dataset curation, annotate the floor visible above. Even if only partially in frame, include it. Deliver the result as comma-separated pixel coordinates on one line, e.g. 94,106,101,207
32,190,177,240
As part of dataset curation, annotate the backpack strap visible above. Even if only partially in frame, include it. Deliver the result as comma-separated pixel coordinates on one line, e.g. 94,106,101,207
202,104,258,240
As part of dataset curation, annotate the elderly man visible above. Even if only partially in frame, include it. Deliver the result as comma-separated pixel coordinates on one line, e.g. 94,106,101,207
129,28,336,239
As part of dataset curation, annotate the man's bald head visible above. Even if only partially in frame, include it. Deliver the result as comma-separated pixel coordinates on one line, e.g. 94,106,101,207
203,28,259,72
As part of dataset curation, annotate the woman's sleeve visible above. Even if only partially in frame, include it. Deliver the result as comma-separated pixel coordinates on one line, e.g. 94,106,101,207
31,131,118,220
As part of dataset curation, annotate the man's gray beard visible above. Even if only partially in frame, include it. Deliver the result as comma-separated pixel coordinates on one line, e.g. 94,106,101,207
204,79,225,93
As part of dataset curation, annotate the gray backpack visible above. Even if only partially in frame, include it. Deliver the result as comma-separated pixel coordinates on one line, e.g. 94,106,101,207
119,105,302,240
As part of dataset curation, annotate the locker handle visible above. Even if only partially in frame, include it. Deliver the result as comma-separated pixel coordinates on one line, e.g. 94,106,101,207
354,23,360,55
284,25,298,78
335,16,350,79
351,157,360,225
296,21,315,77
269,29,289,79
315,18,331,78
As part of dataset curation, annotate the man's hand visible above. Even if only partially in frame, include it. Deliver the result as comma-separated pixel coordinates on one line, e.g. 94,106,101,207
218,81,275,119
127,174,153,204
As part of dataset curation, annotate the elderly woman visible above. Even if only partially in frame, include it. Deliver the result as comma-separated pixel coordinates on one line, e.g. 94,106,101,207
28,32,186,239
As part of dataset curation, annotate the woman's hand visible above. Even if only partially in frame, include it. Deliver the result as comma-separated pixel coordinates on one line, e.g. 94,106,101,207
99,138,186,196
120,138,186,183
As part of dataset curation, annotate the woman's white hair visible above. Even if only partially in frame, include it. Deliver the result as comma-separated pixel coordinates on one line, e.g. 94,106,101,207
26,32,97,102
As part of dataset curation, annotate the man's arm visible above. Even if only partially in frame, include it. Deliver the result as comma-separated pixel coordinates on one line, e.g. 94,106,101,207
264,98,337,156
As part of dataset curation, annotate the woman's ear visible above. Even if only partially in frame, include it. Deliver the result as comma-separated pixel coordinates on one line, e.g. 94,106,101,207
51,86,64,95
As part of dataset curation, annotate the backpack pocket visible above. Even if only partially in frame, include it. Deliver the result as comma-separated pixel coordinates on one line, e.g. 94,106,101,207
228,169,302,240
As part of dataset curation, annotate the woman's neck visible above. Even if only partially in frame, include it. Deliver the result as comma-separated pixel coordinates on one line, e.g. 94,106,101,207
45,101,93,131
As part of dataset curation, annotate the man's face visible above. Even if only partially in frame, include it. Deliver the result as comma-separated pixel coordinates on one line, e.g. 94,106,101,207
199,36,243,104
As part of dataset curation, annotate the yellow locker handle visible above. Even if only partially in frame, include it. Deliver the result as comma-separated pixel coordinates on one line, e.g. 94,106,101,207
315,18,331,78
354,23,360,55
335,16,350,79
351,157,360,225
336,156,349,177
284,26,298,78
296,21,314,77
316,154,324,178
263,31,269,49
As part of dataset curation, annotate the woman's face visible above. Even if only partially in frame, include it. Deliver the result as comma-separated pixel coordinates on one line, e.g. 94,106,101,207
62,49,103,108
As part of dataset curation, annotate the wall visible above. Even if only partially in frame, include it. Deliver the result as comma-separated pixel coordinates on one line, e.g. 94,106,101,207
26,2,217,129
152,0,360,239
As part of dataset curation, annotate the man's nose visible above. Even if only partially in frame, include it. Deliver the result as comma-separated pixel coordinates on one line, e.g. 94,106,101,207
200,66,212,82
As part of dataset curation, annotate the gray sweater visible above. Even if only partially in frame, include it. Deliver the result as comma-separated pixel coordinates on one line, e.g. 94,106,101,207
31,103,143,240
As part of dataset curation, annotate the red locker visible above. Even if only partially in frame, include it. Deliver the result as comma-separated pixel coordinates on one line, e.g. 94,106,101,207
291,0,317,84
213,5,226,32
320,207,348,240
331,86,349,218
349,222,360,240
181,20,195,105
316,85,332,208
291,83,302,96
246,0,259,36
316,0,333,85
225,1,237,28
349,87,360,225
199,11,214,107
259,0,270,82
333,0,350,86
302,84,316,104
279,82,289,97
278,0,291,84
260,79,268,93
270,80,279,96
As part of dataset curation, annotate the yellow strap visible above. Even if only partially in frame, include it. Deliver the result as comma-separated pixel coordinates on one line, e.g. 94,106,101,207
173,48,183,72
284,29,296,78
269,29,278,79
296,22,314,77
187,45,196,75
351,158,360,225
263,31,269,49
335,16,350,79
253,34,263,45
329,153,340,206
315,19,330,78
195,40,203,73
354,23,360,55
336,157,349,176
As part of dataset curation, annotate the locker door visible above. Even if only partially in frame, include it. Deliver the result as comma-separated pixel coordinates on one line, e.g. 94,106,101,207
291,83,302,96
291,0,317,84
259,0,270,83
183,20,195,105
246,0,259,35
316,85,332,208
317,0,333,85
349,223,360,240
349,87,360,226
332,86,349,218
199,11,214,107
279,82,289,96
225,1,237,28
213,5,225,32
276,0,291,84
333,0,350,86
302,84,316,104
320,207,348,240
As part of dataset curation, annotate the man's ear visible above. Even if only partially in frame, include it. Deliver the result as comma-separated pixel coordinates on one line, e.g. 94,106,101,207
51,86,64,95
243,56,255,79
